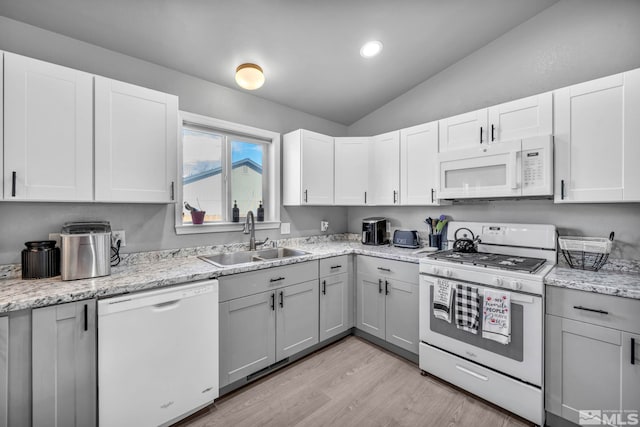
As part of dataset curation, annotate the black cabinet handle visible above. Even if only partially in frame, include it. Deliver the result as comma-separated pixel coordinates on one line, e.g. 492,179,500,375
83,304,88,332
561,180,565,200
170,181,175,201
479,126,483,144
573,305,609,315
632,338,636,365
330,265,342,270
393,190,397,204
385,280,389,295
279,291,284,308
364,191,367,204
12,171,16,197
377,267,391,272
491,124,495,142
270,277,285,283
270,293,275,310
378,278,383,294
322,280,326,295
431,188,435,203
304,189,308,202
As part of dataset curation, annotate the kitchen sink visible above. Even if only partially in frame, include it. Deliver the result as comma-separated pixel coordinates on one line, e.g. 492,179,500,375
199,247,310,267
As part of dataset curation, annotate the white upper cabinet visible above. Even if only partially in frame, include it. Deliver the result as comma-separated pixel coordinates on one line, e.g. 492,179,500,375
400,122,441,205
554,69,640,203
94,77,178,203
3,52,93,201
369,131,401,205
439,93,552,153
487,93,552,143
334,137,370,205
283,129,334,205
438,109,488,152
0,51,3,200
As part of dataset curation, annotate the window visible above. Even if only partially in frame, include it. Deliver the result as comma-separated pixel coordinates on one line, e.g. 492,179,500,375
176,112,280,234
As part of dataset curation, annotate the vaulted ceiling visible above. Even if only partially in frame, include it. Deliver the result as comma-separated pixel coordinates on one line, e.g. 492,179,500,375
0,0,559,125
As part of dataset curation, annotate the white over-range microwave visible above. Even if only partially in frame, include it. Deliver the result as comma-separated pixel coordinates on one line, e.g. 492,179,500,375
436,135,553,199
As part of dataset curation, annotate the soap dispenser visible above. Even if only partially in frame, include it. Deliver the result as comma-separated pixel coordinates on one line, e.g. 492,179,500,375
232,200,240,222
257,201,264,222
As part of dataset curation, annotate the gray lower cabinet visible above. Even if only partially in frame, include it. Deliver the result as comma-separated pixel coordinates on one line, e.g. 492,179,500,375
32,300,96,427
319,255,354,342
3,309,32,427
276,280,319,360
0,316,7,427
545,286,640,426
219,291,276,387
356,256,419,354
218,261,320,388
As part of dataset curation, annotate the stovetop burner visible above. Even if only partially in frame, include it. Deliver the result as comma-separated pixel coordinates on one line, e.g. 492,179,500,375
427,250,547,274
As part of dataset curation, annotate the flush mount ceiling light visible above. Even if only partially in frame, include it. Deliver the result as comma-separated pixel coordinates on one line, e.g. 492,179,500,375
235,63,265,90
360,40,383,58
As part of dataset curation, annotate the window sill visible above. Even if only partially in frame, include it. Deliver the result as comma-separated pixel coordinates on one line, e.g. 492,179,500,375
175,221,281,235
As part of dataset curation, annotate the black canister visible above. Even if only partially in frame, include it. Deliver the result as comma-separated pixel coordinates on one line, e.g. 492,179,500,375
21,240,60,279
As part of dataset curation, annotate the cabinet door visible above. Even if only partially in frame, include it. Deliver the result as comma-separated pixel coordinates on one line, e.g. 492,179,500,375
438,109,488,152
400,122,440,205
554,72,638,203
219,291,276,387
0,51,3,200
546,315,622,425
334,137,369,205
32,300,96,427
622,333,640,412
385,279,419,354
301,130,334,205
356,273,386,340
4,52,93,201
276,280,319,361
0,316,7,427
320,272,351,341
370,131,401,205
95,77,178,203
487,93,552,143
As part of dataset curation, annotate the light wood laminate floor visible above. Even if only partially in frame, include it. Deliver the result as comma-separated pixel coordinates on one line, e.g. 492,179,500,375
179,336,531,427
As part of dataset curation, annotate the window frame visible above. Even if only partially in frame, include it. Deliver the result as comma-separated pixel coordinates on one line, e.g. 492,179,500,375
175,111,281,235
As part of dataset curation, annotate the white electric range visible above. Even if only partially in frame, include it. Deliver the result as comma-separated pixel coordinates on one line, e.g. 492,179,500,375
419,221,556,426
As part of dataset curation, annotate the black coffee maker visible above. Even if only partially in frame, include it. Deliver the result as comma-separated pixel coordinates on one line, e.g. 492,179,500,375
362,217,389,245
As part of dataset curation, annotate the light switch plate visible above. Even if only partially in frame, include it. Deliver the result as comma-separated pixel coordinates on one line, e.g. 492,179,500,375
280,222,291,234
321,221,329,232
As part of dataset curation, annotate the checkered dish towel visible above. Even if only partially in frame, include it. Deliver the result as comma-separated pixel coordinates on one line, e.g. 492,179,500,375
456,284,480,334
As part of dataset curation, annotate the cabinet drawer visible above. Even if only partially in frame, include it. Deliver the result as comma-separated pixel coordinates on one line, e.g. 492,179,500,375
220,261,318,302
357,255,418,284
320,255,350,277
546,286,640,334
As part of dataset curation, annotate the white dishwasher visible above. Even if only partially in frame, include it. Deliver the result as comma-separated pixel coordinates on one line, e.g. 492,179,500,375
98,280,218,427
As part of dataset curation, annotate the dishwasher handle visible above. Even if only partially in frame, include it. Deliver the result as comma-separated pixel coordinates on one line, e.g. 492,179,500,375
98,281,217,316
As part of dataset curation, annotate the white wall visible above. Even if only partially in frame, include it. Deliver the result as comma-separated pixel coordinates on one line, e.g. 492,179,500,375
0,16,348,264
345,0,640,260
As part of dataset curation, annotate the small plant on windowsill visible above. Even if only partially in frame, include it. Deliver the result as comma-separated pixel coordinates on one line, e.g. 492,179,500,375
184,201,206,225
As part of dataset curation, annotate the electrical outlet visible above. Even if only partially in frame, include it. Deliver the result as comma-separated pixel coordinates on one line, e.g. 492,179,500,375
48,233,61,248
280,222,291,235
112,230,126,247
321,221,329,232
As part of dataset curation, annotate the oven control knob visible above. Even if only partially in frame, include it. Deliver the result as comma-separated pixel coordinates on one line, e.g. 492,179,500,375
494,277,504,287
510,281,523,290
444,269,453,278
432,267,440,275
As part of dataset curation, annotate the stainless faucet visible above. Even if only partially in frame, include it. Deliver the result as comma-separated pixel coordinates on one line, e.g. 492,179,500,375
243,210,268,250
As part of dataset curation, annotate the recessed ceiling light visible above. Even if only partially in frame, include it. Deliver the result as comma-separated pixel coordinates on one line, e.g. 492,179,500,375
235,63,265,90
360,41,383,58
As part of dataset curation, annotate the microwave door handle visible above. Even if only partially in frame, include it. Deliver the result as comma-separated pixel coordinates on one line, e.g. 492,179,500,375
510,151,518,189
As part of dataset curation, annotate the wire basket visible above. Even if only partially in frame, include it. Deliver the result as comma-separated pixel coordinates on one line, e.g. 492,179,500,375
558,232,614,271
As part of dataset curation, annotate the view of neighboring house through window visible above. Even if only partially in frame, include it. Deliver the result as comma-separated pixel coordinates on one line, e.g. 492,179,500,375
182,124,265,224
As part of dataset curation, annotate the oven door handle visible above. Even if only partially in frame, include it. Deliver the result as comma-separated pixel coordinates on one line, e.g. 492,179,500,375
455,364,488,381
478,289,534,304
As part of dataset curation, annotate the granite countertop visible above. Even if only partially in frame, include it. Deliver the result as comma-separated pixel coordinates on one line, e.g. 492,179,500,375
545,263,640,300
0,235,429,313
